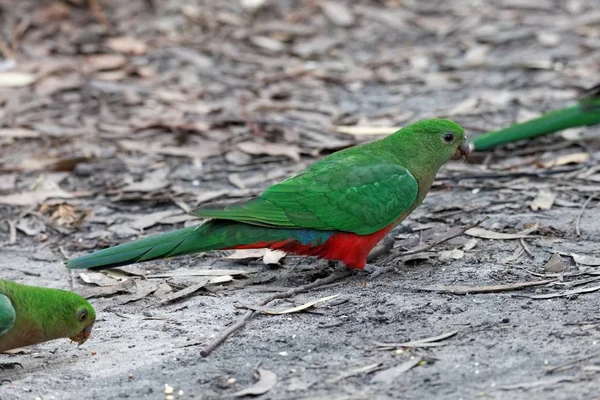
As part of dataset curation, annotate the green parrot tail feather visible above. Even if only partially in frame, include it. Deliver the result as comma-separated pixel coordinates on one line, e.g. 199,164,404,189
471,87,600,151
67,225,209,270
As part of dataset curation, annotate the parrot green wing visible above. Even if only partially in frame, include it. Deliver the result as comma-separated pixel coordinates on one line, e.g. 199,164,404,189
0,294,16,337
193,157,419,235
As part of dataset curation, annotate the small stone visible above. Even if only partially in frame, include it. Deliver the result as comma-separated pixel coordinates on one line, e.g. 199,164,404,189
164,384,174,395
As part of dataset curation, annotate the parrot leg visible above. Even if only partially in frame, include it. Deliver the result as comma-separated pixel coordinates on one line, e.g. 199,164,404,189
363,264,395,280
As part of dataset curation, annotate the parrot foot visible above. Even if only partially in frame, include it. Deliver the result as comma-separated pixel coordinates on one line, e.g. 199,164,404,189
0,362,23,370
363,264,394,280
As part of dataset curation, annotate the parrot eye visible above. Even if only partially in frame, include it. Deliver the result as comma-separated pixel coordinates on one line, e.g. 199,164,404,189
77,309,88,322
442,132,455,144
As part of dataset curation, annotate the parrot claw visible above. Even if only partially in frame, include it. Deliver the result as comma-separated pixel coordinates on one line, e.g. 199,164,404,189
363,264,394,280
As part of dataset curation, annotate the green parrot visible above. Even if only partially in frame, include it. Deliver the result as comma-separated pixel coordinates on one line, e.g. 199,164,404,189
471,84,600,151
67,119,469,272
0,280,96,354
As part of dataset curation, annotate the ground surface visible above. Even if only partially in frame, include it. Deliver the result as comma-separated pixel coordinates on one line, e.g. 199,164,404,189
1,0,600,399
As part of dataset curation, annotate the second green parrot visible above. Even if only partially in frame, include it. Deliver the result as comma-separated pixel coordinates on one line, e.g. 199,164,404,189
0,280,96,353
67,119,469,271
471,84,600,151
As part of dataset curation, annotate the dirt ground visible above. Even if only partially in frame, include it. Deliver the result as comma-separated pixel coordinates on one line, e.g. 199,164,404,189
1,0,600,399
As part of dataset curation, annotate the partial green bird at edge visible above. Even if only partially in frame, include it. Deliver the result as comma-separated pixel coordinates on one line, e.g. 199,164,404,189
470,84,600,151
66,119,470,272
0,280,95,353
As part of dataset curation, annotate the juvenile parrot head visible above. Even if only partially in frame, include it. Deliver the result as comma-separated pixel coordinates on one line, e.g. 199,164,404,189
388,118,469,170
63,294,96,346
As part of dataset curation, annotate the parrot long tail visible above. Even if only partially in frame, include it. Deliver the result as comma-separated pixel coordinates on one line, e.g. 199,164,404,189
471,85,600,151
66,220,333,270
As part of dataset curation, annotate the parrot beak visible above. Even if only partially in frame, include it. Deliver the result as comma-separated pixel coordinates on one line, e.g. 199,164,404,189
452,140,470,162
70,322,94,346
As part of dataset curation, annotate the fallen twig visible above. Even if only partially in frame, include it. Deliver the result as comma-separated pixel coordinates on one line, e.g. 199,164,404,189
375,330,458,349
575,193,600,236
326,363,383,384
544,350,600,374
519,238,534,258
401,219,486,256
200,270,352,357
237,294,340,315
513,284,600,300
419,279,555,295
498,376,574,391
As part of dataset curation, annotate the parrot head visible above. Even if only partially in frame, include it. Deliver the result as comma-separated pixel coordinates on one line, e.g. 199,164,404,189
65,296,96,346
388,118,469,169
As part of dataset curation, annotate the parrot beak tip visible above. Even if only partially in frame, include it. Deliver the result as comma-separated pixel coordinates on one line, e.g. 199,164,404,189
70,323,94,346
452,140,471,162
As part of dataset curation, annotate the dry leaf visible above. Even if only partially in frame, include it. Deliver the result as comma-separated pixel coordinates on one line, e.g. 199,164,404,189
16,218,46,236
335,126,399,136
0,72,36,88
571,253,600,266
465,227,531,240
116,280,161,305
0,190,78,206
119,139,221,160
237,141,301,161
34,2,71,22
292,36,340,58
84,54,127,72
446,97,479,116
375,331,458,349
159,279,209,304
371,357,422,383
232,368,277,397
439,249,464,261
240,0,266,10
35,74,82,97
158,276,232,304
327,363,383,384
106,37,147,55
79,272,120,287
129,210,182,230
544,253,565,274
540,152,589,168
463,238,478,251
249,36,285,52
321,1,355,27
463,45,490,67
110,266,149,277
50,204,84,226
262,294,340,315
149,268,250,278
122,169,170,193
530,189,556,211
516,284,600,300
80,279,136,299
263,249,286,265
2,347,33,355
225,249,267,260
537,32,560,47
0,128,39,139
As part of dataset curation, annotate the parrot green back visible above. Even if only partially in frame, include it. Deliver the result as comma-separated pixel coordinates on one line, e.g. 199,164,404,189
0,280,95,352
193,119,465,235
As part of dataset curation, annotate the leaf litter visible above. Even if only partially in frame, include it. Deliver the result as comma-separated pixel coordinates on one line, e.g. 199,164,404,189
3,0,600,399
